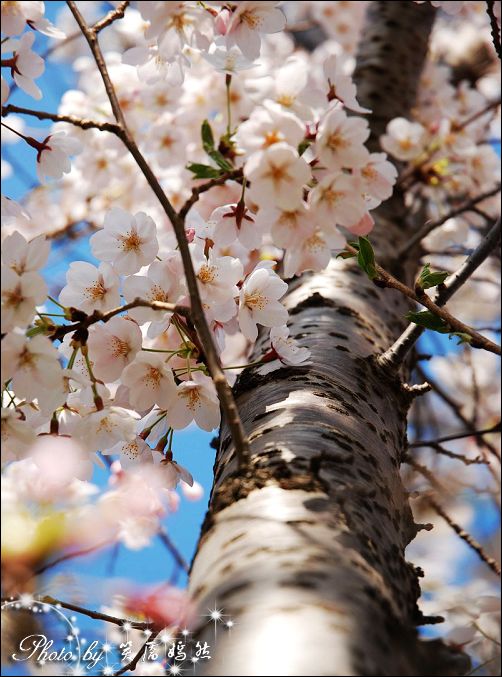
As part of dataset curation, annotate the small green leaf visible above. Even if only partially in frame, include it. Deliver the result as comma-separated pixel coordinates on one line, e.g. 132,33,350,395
207,149,234,171
357,236,377,280
449,332,473,345
417,263,449,290
201,119,215,153
298,140,311,156
406,310,448,333
336,250,357,259
186,162,223,179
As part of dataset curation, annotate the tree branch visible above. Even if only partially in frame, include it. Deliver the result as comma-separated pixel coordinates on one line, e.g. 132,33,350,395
178,169,244,220
50,298,191,343
66,2,250,466
93,1,130,34
410,421,500,448
416,364,501,464
1,103,121,134
486,1,502,59
16,595,153,630
420,443,487,466
378,218,502,368
427,498,501,576
114,629,161,676
397,184,501,259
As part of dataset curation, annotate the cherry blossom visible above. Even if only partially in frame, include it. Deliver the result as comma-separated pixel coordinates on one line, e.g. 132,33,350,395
190,243,243,305
73,406,139,454
258,325,311,374
167,372,220,431
123,256,185,336
1,267,47,332
323,54,371,114
1,334,64,404
1,408,36,463
121,353,177,410
162,459,194,490
203,41,256,74
105,436,154,469
1,1,65,38
210,203,264,249
236,102,306,155
308,173,367,229
59,261,120,314
316,105,370,170
36,131,82,183
283,225,345,278
356,152,398,207
238,264,288,341
87,316,143,383
223,1,286,60
1,32,44,99
380,117,427,161
245,142,311,210
1,231,50,275
90,208,159,275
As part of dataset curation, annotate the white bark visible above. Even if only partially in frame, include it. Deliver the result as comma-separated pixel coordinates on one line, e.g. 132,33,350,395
188,3,469,675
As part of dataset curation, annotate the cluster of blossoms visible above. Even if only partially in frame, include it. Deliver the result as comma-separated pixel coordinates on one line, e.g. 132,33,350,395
1,2,500,669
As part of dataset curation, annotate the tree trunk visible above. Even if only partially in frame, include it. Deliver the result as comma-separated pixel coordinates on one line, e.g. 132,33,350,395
188,3,468,675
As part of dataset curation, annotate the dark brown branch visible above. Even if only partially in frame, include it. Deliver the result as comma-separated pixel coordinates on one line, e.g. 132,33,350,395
397,184,501,258
416,365,501,464
66,0,250,467
35,595,152,630
158,527,189,573
114,629,161,676
34,541,111,576
178,169,244,220
417,442,487,466
93,1,130,33
427,498,501,576
344,244,502,356
50,298,191,343
410,421,500,448
1,103,121,134
486,1,502,58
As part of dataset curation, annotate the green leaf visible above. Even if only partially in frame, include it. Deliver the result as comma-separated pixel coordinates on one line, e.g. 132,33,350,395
336,250,357,259
298,140,311,156
417,263,449,290
201,119,215,153
186,162,223,179
207,149,234,171
449,332,473,345
357,236,377,280
406,310,449,333
407,310,473,345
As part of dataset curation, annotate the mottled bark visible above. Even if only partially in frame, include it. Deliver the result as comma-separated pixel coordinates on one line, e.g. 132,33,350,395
188,3,468,675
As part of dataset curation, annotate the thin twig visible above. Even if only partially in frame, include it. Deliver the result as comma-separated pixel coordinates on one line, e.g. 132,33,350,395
378,218,502,368
178,169,244,220
13,595,153,630
397,184,501,258
66,1,250,467
34,541,111,576
93,1,130,33
486,1,502,58
416,365,501,464
1,103,121,134
158,528,189,573
114,629,161,676
49,297,191,343
410,421,501,448
427,497,501,576
405,456,448,493
420,442,487,466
